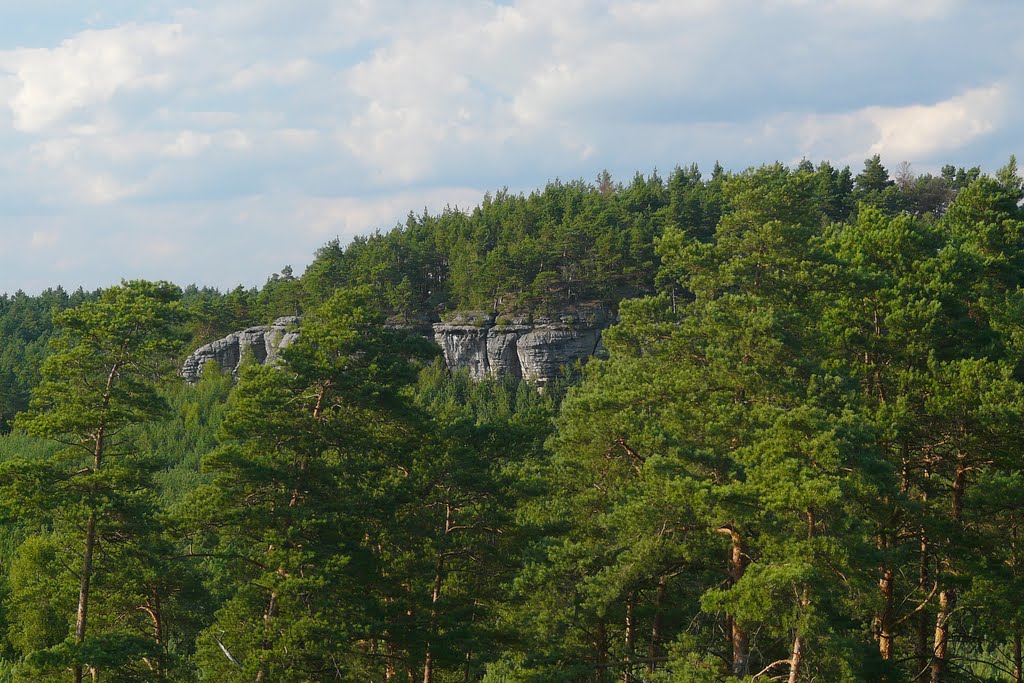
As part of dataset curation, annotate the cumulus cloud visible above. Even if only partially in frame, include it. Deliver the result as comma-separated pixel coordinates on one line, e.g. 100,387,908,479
294,187,487,239
865,85,1007,160
30,230,59,248
774,0,956,20
0,23,186,132
337,0,1021,182
0,0,1022,294
795,84,1009,165
227,59,314,91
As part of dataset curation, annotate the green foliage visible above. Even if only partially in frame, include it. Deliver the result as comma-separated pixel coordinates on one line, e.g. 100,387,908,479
297,170,700,318
134,364,234,505
492,160,1024,682
0,287,94,432
188,286,438,680
0,281,197,681
0,157,1021,682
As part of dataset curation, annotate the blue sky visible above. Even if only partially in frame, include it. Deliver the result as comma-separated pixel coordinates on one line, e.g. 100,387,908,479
1,0,1022,294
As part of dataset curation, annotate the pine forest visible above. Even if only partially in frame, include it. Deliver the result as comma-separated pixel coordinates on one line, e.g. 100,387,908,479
2,155,1024,682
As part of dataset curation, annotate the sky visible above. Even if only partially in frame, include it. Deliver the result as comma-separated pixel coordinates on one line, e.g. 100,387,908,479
1,0,1022,294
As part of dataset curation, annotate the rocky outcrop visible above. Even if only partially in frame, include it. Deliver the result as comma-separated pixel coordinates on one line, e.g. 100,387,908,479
181,310,611,385
432,309,610,385
180,316,301,383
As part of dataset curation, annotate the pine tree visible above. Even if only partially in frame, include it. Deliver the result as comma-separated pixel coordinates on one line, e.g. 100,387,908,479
190,286,435,681
2,281,185,682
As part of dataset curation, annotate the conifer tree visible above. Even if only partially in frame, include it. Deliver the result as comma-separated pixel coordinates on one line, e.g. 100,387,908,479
2,280,185,682
191,286,435,681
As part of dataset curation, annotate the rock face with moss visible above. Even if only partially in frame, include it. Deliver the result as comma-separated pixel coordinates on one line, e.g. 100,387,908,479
181,310,611,385
432,309,611,385
180,316,301,383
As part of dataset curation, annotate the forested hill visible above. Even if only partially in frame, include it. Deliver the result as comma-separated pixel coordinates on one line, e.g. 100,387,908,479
0,156,989,429
296,156,982,320
1,155,1023,682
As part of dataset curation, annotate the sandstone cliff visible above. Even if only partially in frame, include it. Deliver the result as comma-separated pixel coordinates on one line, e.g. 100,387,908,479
180,310,609,385
432,309,610,385
180,316,301,383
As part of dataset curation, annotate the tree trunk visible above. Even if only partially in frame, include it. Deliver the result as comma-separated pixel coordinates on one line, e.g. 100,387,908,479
423,558,443,683
424,503,452,683
648,578,666,674
878,566,895,660
717,526,749,676
931,463,966,683
728,531,749,677
385,640,397,680
405,580,416,683
787,625,804,683
950,463,965,520
422,640,433,682
595,620,608,675
1014,628,1022,683
787,511,814,683
253,589,279,683
930,589,954,683
141,592,164,678
74,421,108,683
623,595,635,683
916,471,931,683
256,387,326,683
73,511,97,683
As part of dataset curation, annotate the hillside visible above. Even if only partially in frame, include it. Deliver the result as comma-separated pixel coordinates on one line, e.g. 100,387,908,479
0,156,1022,682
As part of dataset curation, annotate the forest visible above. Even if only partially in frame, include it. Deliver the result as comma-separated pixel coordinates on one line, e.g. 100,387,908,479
0,154,1022,682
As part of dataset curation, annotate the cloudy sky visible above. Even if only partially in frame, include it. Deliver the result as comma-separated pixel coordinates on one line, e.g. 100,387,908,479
1,0,1021,294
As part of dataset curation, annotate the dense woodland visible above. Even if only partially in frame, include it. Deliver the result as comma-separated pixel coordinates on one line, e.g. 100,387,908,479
0,155,1023,682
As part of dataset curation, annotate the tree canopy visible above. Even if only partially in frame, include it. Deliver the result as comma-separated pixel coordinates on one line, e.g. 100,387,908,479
0,156,1022,682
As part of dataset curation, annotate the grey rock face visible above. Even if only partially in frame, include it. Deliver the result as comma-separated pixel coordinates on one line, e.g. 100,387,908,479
432,309,611,385
181,309,611,386
433,325,491,379
514,326,603,384
180,316,300,383
487,326,530,379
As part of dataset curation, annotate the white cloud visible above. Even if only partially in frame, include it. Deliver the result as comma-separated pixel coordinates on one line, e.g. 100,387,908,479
865,85,1006,159
30,230,59,248
0,23,186,132
30,136,81,164
823,0,955,20
1,0,1023,295
136,238,184,260
272,128,319,147
161,130,213,159
339,2,555,181
294,187,485,239
796,84,1008,164
52,255,86,273
227,59,314,90
608,0,720,23
77,172,140,204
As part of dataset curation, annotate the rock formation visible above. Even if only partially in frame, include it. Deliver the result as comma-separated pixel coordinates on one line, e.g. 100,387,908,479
181,310,610,385
180,316,301,383
432,310,610,385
